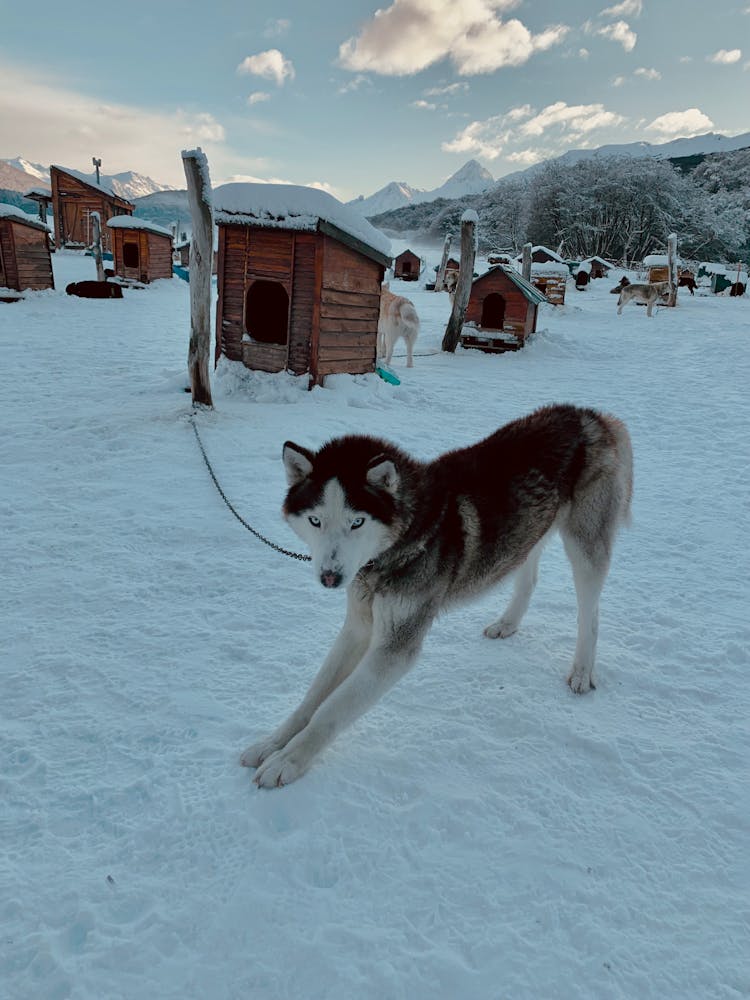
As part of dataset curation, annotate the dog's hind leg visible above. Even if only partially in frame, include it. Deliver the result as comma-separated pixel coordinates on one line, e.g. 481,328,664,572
241,579,373,769
484,536,546,639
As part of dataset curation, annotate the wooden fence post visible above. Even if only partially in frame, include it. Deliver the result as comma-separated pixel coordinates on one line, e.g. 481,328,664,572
90,211,105,282
667,233,678,307
521,242,532,283
182,148,214,408
441,211,477,353
434,234,452,292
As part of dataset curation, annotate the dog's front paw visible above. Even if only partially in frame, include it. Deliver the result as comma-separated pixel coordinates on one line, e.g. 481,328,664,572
253,743,312,788
567,667,596,694
483,617,518,639
240,736,283,769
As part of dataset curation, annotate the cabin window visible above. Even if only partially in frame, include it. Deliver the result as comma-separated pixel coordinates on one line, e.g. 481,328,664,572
245,280,290,346
481,292,506,329
123,241,140,269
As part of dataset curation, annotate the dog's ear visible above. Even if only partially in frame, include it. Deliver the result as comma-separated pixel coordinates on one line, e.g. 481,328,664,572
283,442,314,486
366,454,399,496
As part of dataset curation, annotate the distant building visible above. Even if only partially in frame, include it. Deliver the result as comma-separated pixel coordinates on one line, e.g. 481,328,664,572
393,249,421,281
0,204,54,293
51,165,134,252
461,265,547,352
107,217,173,283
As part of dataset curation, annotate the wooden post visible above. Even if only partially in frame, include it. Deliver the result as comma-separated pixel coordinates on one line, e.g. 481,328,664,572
434,234,452,292
90,211,105,282
666,233,678,307
521,242,532,282
441,211,477,353
182,148,214,408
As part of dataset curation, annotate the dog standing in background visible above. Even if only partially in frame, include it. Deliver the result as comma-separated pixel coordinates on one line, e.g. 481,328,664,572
617,280,670,317
242,404,633,788
377,283,420,368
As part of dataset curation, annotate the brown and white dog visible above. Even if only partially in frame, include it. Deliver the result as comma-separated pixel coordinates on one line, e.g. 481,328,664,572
377,283,420,368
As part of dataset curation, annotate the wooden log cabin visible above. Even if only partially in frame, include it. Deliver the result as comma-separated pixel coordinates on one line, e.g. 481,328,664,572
213,183,392,385
51,165,134,252
0,204,54,293
461,265,547,352
107,217,173,283
393,249,421,281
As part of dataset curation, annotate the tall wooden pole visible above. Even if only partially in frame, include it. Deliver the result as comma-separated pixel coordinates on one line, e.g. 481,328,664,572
521,242,532,283
90,211,105,282
441,211,477,353
667,232,678,308
182,148,214,408
434,233,452,292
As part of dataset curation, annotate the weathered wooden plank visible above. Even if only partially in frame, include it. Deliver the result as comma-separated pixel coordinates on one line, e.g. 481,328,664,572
319,302,379,321
316,358,375,376
320,288,381,309
319,317,379,334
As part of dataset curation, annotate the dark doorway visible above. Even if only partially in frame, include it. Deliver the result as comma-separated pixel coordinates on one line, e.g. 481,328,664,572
481,292,505,329
123,242,139,269
402,260,412,276
245,280,290,345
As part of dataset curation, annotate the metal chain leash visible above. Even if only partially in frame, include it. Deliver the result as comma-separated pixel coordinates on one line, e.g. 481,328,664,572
189,412,311,562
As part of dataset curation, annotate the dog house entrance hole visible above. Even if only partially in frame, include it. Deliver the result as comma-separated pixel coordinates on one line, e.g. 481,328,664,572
402,260,412,276
123,241,139,269
245,280,290,345
481,292,505,329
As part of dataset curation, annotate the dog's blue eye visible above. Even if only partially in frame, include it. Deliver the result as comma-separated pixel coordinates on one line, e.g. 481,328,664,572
308,516,321,527
351,517,365,530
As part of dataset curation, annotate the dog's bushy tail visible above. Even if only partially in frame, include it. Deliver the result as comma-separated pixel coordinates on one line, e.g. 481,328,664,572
603,415,634,527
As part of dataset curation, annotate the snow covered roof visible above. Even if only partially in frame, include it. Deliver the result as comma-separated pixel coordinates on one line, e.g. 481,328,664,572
51,165,135,206
699,261,727,274
530,261,569,276
107,216,173,238
643,253,669,266
582,256,611,268
24,187,52,200
515,245,565,263
212,182,392,266
476,265,548,305
0,203,50,232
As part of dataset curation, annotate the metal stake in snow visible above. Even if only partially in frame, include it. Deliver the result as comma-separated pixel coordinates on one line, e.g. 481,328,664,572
441,211,477,353
182,148,214,408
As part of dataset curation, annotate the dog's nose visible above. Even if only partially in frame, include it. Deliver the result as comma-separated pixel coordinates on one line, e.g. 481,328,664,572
320,570,343,589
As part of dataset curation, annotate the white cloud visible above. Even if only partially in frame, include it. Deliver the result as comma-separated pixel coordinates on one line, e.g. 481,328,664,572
520,101,624,137
679,55,692,63
423,82,469,97
601,0,642,16
337,74,371,94
222,175,341,198
579,47,590,59
263,18,291,38
634,66,661,79
646,108,714,136
708,49,742,64
612,75,626,86
338,0,568,76
506,148,546,165
0,62,228,187
411,99,437,110
247,92,271,105
442,101,624,159
237,49,295,86
595,19,637,50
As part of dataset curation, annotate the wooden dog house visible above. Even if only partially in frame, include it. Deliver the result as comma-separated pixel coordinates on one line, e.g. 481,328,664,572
461,265,547,352
530,262,568,305
107,217,174,283
516,245,565,266
213,183,392,384
394,249,421,280
0,204,54,293
51,165,134,252
643,253,670,283
582,255,611,279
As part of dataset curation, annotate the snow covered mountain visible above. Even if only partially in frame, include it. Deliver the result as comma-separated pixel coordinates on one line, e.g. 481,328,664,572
347,160,494,216
0,157,176,200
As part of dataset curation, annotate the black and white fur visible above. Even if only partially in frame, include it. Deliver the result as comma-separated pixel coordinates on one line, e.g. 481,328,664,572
242,404,633,787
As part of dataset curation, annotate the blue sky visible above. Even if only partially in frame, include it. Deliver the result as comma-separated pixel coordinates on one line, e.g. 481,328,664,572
1,0,748,200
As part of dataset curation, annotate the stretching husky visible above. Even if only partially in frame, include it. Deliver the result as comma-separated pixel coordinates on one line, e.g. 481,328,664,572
377,284,420,367
242,404,633,787
617,280,670,317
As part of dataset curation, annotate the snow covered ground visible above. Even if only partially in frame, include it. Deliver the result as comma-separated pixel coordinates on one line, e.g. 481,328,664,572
2,249,748,1000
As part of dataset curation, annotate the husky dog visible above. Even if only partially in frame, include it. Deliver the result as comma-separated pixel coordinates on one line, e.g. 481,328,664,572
617,280,670,317
377,284,420,368
242,404,633,788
